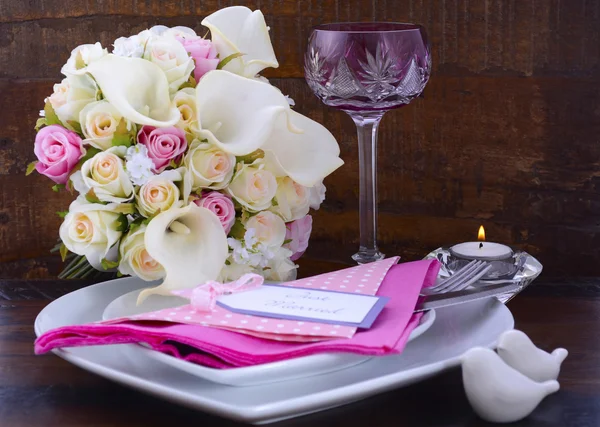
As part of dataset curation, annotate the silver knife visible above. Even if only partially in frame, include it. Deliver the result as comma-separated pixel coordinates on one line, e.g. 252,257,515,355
414,282,521,312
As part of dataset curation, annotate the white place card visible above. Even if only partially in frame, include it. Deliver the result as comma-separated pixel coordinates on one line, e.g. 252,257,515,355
217,285,389,328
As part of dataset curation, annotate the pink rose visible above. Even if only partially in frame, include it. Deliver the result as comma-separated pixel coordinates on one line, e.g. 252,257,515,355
193,191,236,234
284,215,313,261
137,126,187,172
177,37,219,81
34,124,84,184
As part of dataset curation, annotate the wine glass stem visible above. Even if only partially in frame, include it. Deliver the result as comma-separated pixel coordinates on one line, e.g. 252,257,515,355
350,112,385,264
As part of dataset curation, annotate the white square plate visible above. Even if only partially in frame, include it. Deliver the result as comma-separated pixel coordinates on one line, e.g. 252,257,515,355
100,283,436,386
34,277,514,424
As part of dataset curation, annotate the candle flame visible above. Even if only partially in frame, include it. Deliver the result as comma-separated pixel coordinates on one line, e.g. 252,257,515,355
478,225,485,242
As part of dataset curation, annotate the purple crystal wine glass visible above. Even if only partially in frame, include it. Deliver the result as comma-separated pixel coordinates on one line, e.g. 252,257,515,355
305,22,431,264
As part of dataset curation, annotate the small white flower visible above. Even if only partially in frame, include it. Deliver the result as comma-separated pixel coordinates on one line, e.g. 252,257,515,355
244,228,258,248
39,110,45,117
125,145,154,186
113,35,145,58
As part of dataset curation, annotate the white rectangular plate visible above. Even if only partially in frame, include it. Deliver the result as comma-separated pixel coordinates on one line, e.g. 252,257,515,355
34,277,514,424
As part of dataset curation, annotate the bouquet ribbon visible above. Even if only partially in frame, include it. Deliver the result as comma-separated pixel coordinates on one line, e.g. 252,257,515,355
171,273,264,312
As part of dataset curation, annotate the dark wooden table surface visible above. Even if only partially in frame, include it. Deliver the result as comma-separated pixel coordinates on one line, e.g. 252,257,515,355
1,259,599,427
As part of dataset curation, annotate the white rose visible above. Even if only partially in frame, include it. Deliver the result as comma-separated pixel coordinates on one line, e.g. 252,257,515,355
173,88,197,132
184,141,235,190
201,6,278,78
144,35,194,93
309,181,326,210
61,42,108,75
271,176,310,221
264,248,297,282
227,162,277,212
79,100,124,150
59,199,124,269
113,34,145,58
53,73,98,127
118,225,165,281
136,170,182,218
245,211,286,249
162,26,198,39
81,146,134,203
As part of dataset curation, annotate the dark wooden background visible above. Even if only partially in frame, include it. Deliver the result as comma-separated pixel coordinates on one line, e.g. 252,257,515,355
1,0,599,279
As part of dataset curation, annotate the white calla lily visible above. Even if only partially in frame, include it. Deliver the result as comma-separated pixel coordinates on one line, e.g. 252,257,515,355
85,54,180,127
262,109,344,187
195,70,287,156
201,6,278,77
137,203,228,303
195,70,343,187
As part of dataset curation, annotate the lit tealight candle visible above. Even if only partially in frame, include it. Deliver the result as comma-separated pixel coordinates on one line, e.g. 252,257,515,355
450,226,513,261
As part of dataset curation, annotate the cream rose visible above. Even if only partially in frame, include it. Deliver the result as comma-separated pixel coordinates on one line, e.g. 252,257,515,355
245,211,286,248
53,73,98,127
48,79,70,110
271,176,310,221
136,170,182,218
79,100,124,150
227,162,277,212
184,141,235,190
61,42,108,75
173,88,197,132
118,225,165,281
81,146,134,203
59,199,124,269
144,35,194,93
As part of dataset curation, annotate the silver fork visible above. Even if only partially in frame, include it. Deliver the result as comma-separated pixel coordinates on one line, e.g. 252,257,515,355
422,260,492,296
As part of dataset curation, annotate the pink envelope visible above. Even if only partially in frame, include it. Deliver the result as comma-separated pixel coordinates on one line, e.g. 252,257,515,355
35,259,440,369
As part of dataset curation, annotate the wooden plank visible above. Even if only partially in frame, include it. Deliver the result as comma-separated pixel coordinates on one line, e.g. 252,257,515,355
0,0,598,79
2,73,600,277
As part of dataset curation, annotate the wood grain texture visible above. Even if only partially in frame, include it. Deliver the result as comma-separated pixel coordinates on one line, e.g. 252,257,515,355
1,0,599,278
1,275,599,426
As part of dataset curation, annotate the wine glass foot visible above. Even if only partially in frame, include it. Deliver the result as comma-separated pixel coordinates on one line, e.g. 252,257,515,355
352,248,386,265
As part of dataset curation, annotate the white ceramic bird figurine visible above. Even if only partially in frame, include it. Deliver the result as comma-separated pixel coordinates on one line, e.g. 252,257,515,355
497,330,568,382
462,347,560,423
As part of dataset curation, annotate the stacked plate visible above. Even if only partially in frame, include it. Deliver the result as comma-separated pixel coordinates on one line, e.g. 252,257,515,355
34,274,514,424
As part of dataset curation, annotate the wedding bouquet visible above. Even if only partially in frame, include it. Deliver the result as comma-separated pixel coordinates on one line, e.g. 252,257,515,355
29,6,343,296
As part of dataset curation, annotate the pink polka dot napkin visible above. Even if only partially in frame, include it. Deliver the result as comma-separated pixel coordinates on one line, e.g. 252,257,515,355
35,259,441,368
105,256,399,342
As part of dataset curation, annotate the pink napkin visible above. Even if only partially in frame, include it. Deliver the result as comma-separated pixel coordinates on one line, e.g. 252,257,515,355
35,259,440,369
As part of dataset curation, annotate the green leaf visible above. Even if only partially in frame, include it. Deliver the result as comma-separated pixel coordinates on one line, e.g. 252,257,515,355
217,52,245,70
116,271,124,278
80,146,101,163
66,120,83,135
59,243,69,262
56,210,69,219
113,203,136,215
85,188,102,203
101,258,120,270
179,74,197,89
228,219,246,239
44,101,61,126
115,214,129,232
111,119,134,148
26,161,38,176
52,184,65,192
35,117,47,131
283,239,293,245
236,149,264,164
